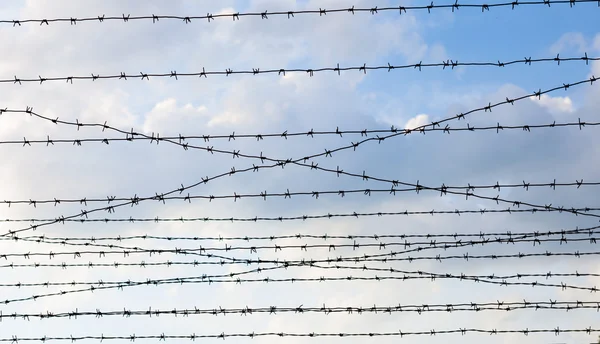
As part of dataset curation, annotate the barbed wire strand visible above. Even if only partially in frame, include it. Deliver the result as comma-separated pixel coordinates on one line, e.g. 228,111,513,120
2,206,598,225
7,230,598,257
2,118,599,146
1,249,598,270
3,227,597,264
9,224,598,245
2,181,598,209
1,300,598,322
0,55,597,85
2,75,596,238
0,262,597,307
1,0,598,27
0,327,598,342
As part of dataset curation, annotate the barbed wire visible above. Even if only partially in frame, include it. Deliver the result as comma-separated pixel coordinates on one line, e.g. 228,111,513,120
3,228,597,263
3,119,599,147
0,55,597,85
1,206,598,225
1,326,597,342
2,180,597,209
1,300,597,322
2,75,596,239
1,250,597,270
0,262,597,307
0,262,596,289
1,1,597,27
8,231,598,257
9,224,598,245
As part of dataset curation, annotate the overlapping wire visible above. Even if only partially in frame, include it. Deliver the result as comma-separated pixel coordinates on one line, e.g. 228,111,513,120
2,75,599,238
2,179,596,209
4,119,599,146
1,300,597,321
8,224,597,244
1,262,597,307
0,55,596,84
1,1,597,27
2,250,598,270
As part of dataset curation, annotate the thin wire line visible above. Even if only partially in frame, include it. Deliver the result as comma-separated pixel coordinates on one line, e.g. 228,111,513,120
3,76,596,238
0,262,596,307
10,224,597,244
1,1,597,27
2,180,596,208
2,300,597,321
0,55,596,84
0,327,597,341
1,206,598,224
3,118,598,145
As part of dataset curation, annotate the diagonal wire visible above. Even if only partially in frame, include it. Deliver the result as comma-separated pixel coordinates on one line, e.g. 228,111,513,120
3,118,599,146
8,224,598,245
1,180,597,208
2,76,596,238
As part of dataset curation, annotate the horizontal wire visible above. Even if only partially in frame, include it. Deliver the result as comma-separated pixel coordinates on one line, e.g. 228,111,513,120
0,54,596,85
1,262,597,307
9,231,598,257
8,224,599,244
1,1,597,27
2,180,597,208
1,206,598,224
3,228,596,262
4,118,599,146
2,75,596,238
2,300,598,321
1,250,598,270
1,262,596,289
1,327,597,341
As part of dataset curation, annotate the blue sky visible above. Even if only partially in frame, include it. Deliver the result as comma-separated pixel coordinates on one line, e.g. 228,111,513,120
0,1,599,344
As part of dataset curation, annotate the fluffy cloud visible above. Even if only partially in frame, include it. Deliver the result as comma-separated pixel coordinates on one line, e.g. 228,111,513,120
529,94,575,115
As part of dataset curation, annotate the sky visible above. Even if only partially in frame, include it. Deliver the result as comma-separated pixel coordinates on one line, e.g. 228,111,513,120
0,0,599,343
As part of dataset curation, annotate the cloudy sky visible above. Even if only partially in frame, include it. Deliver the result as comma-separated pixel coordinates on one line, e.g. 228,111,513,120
0,0,599,343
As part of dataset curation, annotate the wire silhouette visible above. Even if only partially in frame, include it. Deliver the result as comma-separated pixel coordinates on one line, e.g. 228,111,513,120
1,300,597,322
1,206,598,224
3,118,599,146
2,75,596,239
2,250,598,270
1,1,597,27
2,180,597,209
1,55,596,85
9,224,597,244
0,262,597,307
8,231,598,256
0,327,597,342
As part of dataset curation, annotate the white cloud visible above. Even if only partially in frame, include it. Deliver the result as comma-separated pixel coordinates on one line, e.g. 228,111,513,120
529,94,575,115
404,113,429,130
549,32,587,54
